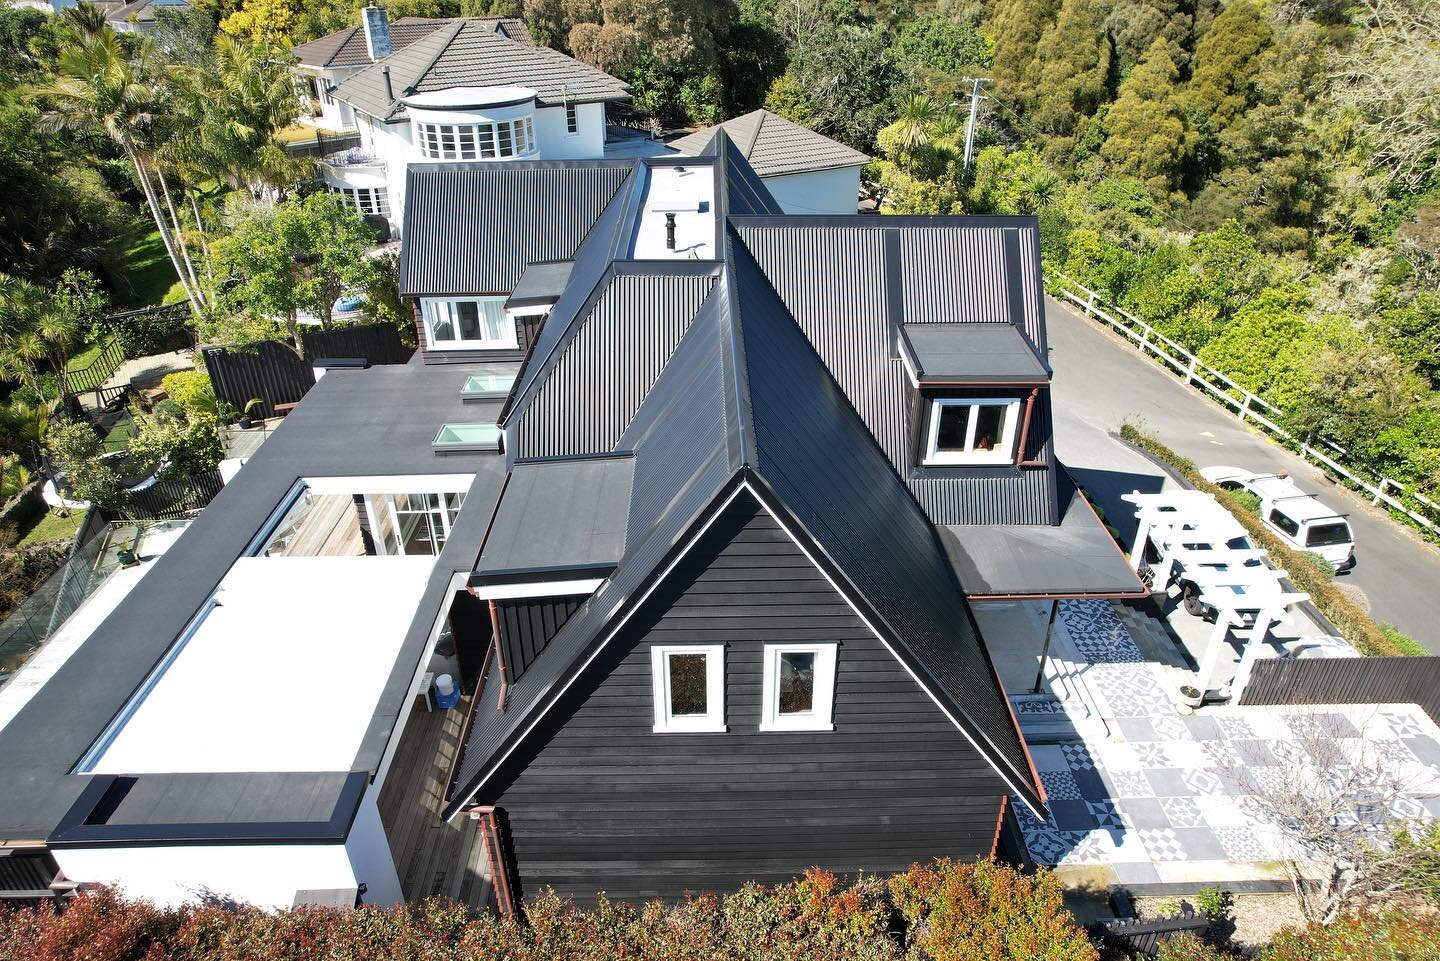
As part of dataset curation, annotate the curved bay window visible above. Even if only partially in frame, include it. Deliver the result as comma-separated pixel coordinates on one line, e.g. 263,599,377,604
415,116,536,161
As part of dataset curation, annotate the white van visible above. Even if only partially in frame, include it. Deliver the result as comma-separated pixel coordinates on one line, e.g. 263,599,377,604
1199,466,1355,570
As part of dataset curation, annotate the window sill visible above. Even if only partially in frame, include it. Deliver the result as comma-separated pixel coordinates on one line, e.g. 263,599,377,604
758,721,835,733
652,723,727,734
427,342,519,352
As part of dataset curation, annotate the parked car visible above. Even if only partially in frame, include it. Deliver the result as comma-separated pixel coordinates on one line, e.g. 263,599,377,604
1199,466,1355,571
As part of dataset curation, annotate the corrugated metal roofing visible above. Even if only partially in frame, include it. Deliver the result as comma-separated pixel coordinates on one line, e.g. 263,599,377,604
330,19,629,122
670,109,871,177
293,17,531,69
515,269,718,458
900,322,1050,383
399,160,635,296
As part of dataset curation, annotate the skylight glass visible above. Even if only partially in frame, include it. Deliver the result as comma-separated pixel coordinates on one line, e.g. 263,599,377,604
433,422,502,453
461,373,516,398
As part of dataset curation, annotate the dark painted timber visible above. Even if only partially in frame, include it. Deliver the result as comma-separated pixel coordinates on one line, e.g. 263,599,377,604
479,496,1008,904
495,595,586,683
1240,656,1440,726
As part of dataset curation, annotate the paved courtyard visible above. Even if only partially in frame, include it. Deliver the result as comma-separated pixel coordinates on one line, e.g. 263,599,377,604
1009,600,1440,887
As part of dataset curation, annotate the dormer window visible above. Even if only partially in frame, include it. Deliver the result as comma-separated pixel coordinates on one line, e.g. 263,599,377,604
421,297,517,350
923,398,1021,466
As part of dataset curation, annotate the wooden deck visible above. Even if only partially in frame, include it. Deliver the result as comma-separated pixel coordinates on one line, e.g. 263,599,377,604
377,697,492,908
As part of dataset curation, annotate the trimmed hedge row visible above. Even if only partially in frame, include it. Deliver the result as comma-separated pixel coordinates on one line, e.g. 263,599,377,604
1119,423,1422,657
1156,910,1440,960
0,861,1099,961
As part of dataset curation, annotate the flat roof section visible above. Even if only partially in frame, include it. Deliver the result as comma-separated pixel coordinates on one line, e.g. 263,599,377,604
86,555,435,775
506,260,573,308
939,471,1146,599
900,322,1050,385
473,454,635,585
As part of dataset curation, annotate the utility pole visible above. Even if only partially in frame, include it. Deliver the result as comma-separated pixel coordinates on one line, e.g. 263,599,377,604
960,76,989,184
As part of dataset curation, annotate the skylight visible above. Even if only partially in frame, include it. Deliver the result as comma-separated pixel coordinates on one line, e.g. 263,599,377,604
461,372,515,401
433,423,502,454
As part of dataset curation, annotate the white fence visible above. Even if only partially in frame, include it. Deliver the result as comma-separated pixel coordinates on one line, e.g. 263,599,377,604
1048,271,1440,536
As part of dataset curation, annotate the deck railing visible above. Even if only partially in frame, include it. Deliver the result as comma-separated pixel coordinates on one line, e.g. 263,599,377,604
66,337,124,396
1047,270,1440,537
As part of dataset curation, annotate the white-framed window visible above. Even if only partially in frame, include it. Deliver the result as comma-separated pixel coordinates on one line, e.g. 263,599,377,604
760,643,837,732
365,491,465,556
414,118,537,161
565,101,579,135
923,398,1021,466
650,644,725,733
420,297,516,350
328,186,390,217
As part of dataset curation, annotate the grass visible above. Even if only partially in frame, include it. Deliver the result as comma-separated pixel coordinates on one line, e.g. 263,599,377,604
117,227,179,309
66,340,106,373
17,508,84,548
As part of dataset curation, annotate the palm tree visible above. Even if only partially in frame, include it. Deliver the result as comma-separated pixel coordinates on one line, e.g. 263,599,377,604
893,94,938,172
41,29,209,320
0,274,50,400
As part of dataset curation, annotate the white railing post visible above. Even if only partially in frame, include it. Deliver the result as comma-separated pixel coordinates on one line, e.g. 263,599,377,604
1374,477,1389,506
1185,355,1197,387
1238,392,1253,424
1085,291,1096,316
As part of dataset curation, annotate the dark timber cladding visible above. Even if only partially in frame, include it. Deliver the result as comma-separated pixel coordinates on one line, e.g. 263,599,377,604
480,494,1009,903
495,596,586,683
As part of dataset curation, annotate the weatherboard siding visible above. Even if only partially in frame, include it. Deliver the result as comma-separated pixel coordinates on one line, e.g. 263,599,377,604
482,498,1008,904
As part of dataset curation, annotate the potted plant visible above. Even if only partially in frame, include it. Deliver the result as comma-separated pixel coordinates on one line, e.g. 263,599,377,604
237,398,264,430
116,539,138,567
1178,684,1204,709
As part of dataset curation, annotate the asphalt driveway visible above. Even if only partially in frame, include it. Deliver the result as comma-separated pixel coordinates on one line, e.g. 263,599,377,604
1044,296,1440,653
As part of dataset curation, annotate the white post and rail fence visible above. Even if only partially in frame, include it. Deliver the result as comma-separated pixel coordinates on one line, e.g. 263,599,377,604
1046,271,1440,538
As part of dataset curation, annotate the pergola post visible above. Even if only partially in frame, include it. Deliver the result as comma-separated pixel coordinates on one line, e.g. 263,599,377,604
1196,613,1238,695
1032,598,1061,695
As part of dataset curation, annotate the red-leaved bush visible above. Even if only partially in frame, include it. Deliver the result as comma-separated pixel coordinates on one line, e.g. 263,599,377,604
1262,910,1440,961
0,861,1094,961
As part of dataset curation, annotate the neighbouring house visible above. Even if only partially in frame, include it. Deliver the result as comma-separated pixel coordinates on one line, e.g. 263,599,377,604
288,7,630,238
667,109,870,215
27,0,190,30
0,136,1143,913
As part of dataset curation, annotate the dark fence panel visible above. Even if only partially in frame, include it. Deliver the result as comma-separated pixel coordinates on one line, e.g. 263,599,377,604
102,303,194,358
202,341,314,421
1240,656,1440,725
108,469,226,521
67,337,125,395
1099,915,1210,957
302,322,412,366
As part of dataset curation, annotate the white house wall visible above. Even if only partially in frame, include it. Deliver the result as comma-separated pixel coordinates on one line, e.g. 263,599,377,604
53,842,359,910
346,792,404,907
533,102,606,159
760,166,862,215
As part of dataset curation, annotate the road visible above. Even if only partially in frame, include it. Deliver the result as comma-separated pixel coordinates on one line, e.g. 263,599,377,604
1043,295,1440,653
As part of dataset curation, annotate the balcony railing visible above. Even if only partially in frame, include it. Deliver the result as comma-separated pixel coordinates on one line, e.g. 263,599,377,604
321,146,383,169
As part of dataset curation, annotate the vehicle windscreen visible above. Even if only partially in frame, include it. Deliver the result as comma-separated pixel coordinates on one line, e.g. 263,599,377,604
1306,522,1352,548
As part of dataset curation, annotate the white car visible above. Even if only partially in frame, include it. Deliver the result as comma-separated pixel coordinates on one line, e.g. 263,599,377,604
1199,466,1355,570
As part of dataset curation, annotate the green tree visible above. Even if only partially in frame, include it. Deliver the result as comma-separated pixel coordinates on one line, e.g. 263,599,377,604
1291,331,1429,456
1029,0,1112,136
1196,285,1320,410
211,193,380,348
986,0,1062,109
1100,38,1185,198
968,144,1060,214
1375,293,1440,389
891,15,991,96
0,269,106,402
41,28,210,320
218,0,301,44
1179,0,1271,177
128,407,224,479
45,416,122,508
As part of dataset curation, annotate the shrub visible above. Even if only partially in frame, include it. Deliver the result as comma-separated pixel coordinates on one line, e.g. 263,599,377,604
97,304,192,359
1262,910,1440,960
1152,896,1184,919
1120,422,1411,656
0,863,1096,961
889,858,1099,961
1157,933,1228,960
45,417,123,509
128,409,224,480
160,370,217,418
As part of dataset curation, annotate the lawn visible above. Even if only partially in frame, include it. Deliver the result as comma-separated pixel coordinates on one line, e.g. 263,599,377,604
67,339,106,373
116,228,179,309
17,508,85,548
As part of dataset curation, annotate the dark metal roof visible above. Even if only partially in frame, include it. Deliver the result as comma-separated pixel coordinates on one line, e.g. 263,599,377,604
0,363,510,841
445,153,1044,814
939,469,1147,598
473,454,635,583
670,109,870,177
292,16,530,70
900,322,1050,384
399,160,635,297
505,261,573,308
330,19,628,122
731,217,1057,526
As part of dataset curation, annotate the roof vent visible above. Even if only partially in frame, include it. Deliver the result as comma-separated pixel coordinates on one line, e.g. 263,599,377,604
363,5,392,61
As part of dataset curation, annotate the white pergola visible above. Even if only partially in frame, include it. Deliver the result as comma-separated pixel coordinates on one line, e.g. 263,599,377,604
1124,491,1309,699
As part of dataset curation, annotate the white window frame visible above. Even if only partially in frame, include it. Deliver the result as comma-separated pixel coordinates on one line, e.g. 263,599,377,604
923,398,1021,466
420,297,517,350
565,101,579,135
650,644,725,733
760,643,837,732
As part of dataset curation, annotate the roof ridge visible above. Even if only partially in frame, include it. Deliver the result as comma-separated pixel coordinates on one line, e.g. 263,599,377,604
402,19,469,100
739,109,766,157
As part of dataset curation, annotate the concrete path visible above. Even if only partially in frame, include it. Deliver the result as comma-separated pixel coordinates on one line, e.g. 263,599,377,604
1045,296,1440,652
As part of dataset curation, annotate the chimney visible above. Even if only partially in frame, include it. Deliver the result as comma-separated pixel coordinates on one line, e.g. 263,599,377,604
363,5,392,61
382,66,394,102
664,213,677,250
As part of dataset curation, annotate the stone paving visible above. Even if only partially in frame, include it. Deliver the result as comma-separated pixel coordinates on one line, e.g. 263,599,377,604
1013,600,1440,886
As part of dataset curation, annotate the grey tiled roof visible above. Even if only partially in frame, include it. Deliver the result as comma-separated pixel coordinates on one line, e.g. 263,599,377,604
669,109,870,177
106,0,186,25
292,16,531,70
329,19,629,122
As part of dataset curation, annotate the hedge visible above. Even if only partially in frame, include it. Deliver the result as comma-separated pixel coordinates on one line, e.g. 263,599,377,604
0,861,1098,961
1119,423,1423,657
1155,911,1440,960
